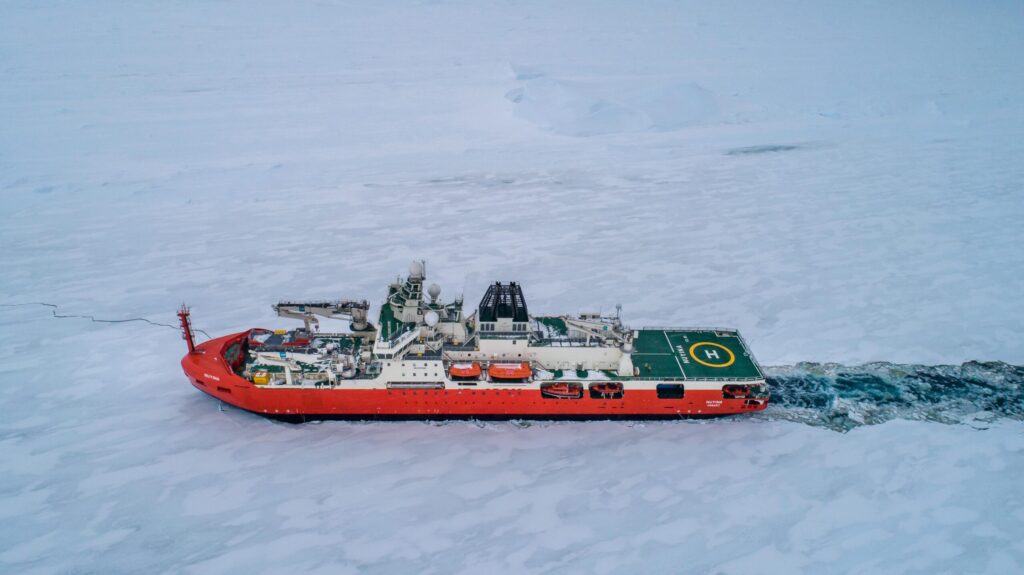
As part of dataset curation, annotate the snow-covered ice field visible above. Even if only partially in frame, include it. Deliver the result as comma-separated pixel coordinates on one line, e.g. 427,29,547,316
2,1,1023,573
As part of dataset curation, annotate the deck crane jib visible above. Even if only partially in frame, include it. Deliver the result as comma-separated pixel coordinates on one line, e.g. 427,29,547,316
273,299,375,336
562,308,634,349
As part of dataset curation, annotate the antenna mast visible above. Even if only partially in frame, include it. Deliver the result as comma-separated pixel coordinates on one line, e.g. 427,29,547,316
178,305,196,353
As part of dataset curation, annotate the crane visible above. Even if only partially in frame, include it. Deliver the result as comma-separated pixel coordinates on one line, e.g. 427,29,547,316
273,299,374,334
561,309,634,347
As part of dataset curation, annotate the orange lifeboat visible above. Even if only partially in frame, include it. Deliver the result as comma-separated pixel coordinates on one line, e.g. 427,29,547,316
723,384,751,399
541,382,583,399
488,362,532,380
449,362,482,379
589,382,624,399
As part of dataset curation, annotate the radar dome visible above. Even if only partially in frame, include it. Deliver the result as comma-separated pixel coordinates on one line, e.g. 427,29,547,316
428,283,441,300
424,311,439,327
408,260,424,278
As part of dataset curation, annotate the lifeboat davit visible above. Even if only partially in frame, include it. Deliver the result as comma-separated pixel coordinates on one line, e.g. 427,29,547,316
541,382,583,399
448,362,482,379
488,362,532,380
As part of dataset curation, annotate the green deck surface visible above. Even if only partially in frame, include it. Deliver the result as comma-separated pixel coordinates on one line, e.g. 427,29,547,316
632,329,763,381
535,316,568,336
378,297,413,341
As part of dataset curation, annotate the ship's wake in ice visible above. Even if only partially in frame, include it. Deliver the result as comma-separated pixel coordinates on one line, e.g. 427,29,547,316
759,362,1024,431
431,362,1024,433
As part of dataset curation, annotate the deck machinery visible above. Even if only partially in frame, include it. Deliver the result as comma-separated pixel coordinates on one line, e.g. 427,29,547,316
179,261,769,419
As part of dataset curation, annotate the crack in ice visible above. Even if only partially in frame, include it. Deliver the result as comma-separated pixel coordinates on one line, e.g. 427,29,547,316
0,301,212,339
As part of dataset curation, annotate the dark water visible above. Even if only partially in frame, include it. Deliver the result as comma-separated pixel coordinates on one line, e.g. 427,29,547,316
726,143,801,155
760,361,1024,431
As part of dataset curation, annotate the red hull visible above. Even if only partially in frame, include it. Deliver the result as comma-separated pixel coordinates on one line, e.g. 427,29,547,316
182,332,769,419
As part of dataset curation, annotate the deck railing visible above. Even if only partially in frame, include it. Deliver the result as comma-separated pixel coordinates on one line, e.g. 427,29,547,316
639,326,739,333
478,332,529,340
374,328,418,352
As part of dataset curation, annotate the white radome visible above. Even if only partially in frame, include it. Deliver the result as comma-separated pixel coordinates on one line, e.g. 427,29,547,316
424,310,439,326
428,283,441,300
409,260,424,278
